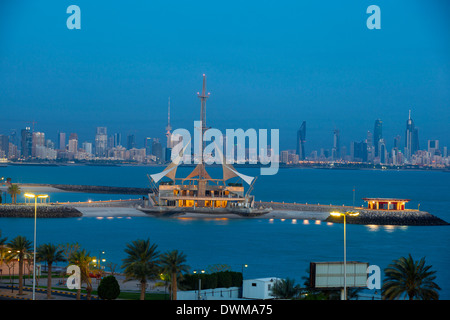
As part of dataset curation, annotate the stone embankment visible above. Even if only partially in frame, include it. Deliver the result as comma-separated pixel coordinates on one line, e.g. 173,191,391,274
18,183,151,195
0,204,82,218
259,201,449,226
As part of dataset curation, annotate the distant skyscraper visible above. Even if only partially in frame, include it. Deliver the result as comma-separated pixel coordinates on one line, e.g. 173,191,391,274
351,141,368,162
378,139,386,164
21,127,32,158
0,135,9,157
332,129,340,160
405,110,419,160
95,127,108,157
68,133,78,153
82,142,92,155
127,134,136,150
166,97,172,148
57,132,66,150
296,121,306,160
145,137,153,156
428,140,439,156
32,132,45,157
373,119,382,157
114,133,121,147
152,138,162,162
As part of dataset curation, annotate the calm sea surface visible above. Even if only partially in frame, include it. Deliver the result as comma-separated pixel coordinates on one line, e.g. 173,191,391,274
0,165,449,299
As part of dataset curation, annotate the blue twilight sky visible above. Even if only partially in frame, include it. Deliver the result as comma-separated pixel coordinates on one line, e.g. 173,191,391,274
0,0,449,152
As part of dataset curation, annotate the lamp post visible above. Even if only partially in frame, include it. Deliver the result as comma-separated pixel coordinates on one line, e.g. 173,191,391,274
24,193,48,300
241,264,248,278
193,269,205,300
330,210,359,300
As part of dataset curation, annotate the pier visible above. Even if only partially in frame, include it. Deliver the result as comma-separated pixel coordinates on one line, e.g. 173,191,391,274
259,201,449,226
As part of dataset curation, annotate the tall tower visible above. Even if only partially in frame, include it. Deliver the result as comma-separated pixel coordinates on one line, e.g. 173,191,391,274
166,97,172,148
296,121,306,160
332,129,340,160
405,110,415,160
197,74,210,151
196,74,210,199
373,119,382,157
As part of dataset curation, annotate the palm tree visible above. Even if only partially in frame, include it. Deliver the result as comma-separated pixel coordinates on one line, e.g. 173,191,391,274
7,184,21,204
270,278,300,299
69,249,93,300
382,254,441,300
0,230,8,282
36,243,66,299
121,239,159,300
159,249,189,300
7,236,32,295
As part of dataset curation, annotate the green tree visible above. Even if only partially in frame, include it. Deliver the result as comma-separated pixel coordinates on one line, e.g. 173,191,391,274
121,239,159,300
270,278,300,299
7,236,32,295
36,243,66,299
382,254,441,300
7,184,21,204
159,249,189,300
69,249,93,300
0,230,8,280
98,275,121,300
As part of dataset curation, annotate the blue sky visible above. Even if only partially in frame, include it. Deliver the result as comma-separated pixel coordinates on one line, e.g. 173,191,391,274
1,0,449,152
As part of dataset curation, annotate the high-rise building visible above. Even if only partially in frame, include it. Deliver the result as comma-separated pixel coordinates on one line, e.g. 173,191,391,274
296,121,306,160
95,127,108,157
428,140,440,156
0,135,9,158
68,133,78,153
145,137,153,156
351,141,368,162
373,119,382,157
32,132,45,157
152,138,162,162
378,139,386,164
332,129,340,160
57,132,66,150
127,134,136,150
21,127,32,158
114,133,121,147
166,97,172,148
82,142,93,155
405,110,419,160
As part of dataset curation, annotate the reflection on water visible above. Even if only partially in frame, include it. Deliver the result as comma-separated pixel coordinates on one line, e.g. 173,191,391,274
365,224,410,232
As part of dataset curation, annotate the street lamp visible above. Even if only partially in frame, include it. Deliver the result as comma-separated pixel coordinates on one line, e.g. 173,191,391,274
241,264,248,278
24,193,48,300
330,210,359,300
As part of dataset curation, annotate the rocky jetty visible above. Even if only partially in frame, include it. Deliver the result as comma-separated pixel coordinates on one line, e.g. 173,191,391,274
325,209,449,226
0,204,82,218
18,183,150,195
259,201,449,226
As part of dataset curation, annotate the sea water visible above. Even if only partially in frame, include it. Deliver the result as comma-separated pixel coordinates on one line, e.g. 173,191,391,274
0,165,449,299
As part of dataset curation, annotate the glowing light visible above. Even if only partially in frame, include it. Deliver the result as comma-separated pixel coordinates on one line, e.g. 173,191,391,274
303,220,309,225
315,220,321,225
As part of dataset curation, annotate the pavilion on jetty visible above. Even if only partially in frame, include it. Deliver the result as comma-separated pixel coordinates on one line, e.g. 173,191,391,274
362,198,410,211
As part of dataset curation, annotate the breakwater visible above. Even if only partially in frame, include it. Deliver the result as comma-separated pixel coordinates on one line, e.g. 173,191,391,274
259,201,449,226
18,183,151,195
0,204,82,218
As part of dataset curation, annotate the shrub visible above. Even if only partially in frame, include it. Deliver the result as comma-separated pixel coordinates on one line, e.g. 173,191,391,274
98,275,121,300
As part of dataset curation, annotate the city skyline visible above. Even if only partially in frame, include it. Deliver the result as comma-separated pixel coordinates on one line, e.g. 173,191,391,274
1,1,449,152
0,107,448,167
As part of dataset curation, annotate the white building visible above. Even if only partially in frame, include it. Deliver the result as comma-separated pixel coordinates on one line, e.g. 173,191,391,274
242,277,283,300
